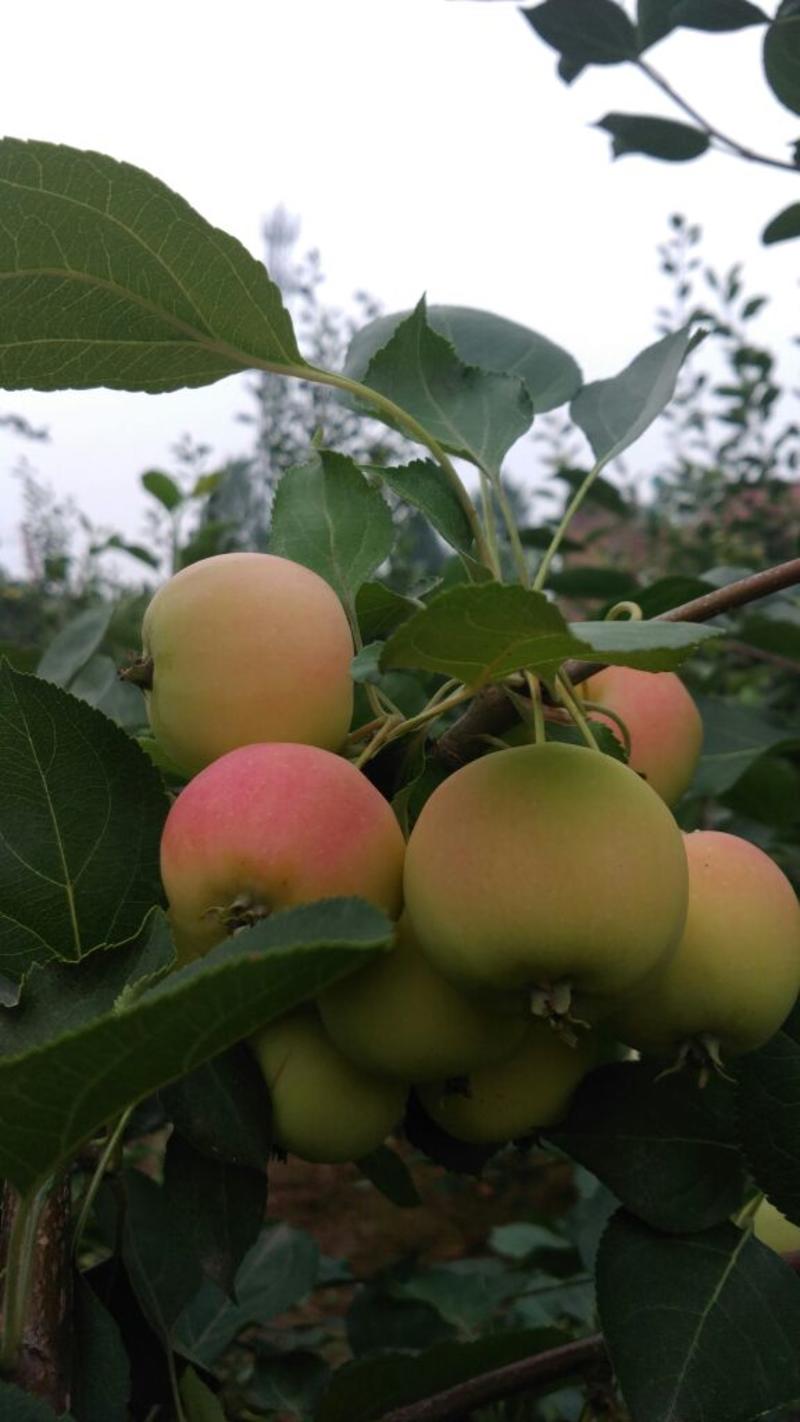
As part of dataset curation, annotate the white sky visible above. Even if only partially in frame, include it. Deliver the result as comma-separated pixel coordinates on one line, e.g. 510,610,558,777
2,0,798,576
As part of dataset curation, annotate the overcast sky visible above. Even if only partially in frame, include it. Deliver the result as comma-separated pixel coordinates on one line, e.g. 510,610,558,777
2,0,798,577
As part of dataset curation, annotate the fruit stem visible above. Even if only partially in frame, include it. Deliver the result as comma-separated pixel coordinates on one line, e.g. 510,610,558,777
485,463,530,587
524,673,546,745
354,713,405,770
532,455,608,592
118,656,154,690
555,673,601,752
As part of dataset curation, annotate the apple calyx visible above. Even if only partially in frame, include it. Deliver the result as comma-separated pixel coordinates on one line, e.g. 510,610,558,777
656,1033,735,1089
203,892,271,936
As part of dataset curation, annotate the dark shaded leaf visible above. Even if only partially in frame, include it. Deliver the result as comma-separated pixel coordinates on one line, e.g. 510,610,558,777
598,113,710,161
522,0,639,64
548,1061,745,1232
763,202,800,244
160,1043,272,1170
738,1001,800,1225
141,470,183,511
598,1210,800,1422
358,1144,422,1207
0,665,167,979
71,1273,131,1422
164,1134,267,1294
764,12,800,116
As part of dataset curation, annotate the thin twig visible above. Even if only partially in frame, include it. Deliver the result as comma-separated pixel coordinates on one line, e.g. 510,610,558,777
636,57,800,177
376,1333,608,1422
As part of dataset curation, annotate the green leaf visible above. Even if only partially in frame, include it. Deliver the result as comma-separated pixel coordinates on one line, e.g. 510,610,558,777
36,606,113,686
673,0,767,28
763,202,800,245
598,1211,800,1422
0,1383,72,1421
347,298,533,470
179,1367,226,1422
123,1169,203,1334
355,582,419,643
597,113,710,161
141,469,184,511
173,1222,321,1367
357,1144,422,1208
347,303,580,416
738,1002,800,1226
163,1134,267,1294
554,467,631,515
571,324,696,466
318,1329,566,1422
0,897,393,1194
235,1222,320,1318
548,1061,745,1233
381,584,719,686
522,0,640,64
489,1221,572,1260
0,665,167,979
633,574,713,617
350,642,384,686
637,0,680,48
247,1351,330,1420
71,1275,131,1422
764,13,800,115
570,617,720,668
546,566,639,600
0,138,304,393
270,450,394,611
375,459,476,554
160,1043,272,1170
691,695,799,796
0,911,174,1056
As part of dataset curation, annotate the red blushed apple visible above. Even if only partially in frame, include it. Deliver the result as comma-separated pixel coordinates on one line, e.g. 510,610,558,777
583,666,703,807
161,742,405,962
141,552,355,775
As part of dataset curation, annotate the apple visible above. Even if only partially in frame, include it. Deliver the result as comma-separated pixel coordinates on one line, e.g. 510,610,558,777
582,665,702,807
417,1021,595,1144
251,1008,407,1164
752,1199,800,1255
318,913,528,1082
161,742,405,961
609,830,800,1060
141,552,354,774
403,742,689,1021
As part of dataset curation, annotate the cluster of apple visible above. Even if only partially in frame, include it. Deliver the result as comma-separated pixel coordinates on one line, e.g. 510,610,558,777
140,552,800,1166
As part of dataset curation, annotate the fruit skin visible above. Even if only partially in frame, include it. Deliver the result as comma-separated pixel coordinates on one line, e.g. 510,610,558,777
318,913,528,1083
403,742,689,1009
609,830,800,1058
417,1022,595,1144
250,1008,407,1164
752,1199,800,1255
142,552,354,774
583,665,702,807
161,742,405,962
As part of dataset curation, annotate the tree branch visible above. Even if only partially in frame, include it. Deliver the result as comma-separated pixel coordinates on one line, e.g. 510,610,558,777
0,1178,72,1412
377,1334,607,1422
435,557,800,768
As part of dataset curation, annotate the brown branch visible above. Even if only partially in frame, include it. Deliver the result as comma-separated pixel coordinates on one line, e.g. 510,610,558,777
0,1179,72,1412
435,557,800,768
377,1333,608,1422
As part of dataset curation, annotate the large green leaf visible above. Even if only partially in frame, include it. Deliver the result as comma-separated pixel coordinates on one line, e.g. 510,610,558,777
269,450,394,613
71,1275,130,1422
522,0,639,64
571,325,696,466
549,1061,745,1232
738,1001,800,1226
36,606,113,686
0,138,304,393
764,10,800,116
159,1043,273,1170
344,299,533,470
598,1211,800,1422
0,664,167,979
380,584,719,685
692,696,799,796
597,113,710,161
0,898,393,1194
347,304,580,415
